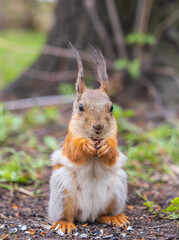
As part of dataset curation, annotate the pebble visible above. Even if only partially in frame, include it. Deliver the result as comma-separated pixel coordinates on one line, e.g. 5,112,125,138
45,232,56,237
127,226,133,231
0,224,5,229
110,237,120,240
157,228,161,232
25,231,31,234
40,224,51,230
93,229,104,239
121,232,126,237
78,226,86,231
103,235,113,239
80,233,88,238
73,232,79,236
9,228,17,233
20,225,27,231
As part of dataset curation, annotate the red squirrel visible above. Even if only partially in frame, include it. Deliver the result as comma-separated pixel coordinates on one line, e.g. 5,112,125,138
48,45,129,233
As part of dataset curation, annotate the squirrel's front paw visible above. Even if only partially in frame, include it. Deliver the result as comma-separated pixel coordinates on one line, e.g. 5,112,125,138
96,140,110,157
83,138,97,156
50,221,77,234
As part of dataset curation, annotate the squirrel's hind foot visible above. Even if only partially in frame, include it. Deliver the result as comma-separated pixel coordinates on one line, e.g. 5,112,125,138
97,213,129,230
50,220,77,234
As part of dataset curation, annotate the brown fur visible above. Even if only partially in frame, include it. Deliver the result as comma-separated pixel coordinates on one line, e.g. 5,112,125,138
97,137,119,167
62,132,96,166
97,213,129,228
50,189,76,233
62,189,75,222
105,198,117,215
50,46,129,233
52,163,63,171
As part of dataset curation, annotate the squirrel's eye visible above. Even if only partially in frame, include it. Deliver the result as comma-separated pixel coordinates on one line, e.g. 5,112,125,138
110,105,113,112
79,104,84,112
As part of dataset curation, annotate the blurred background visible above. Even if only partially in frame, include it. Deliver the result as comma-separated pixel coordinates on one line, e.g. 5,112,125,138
0,0,179,111
0,0,179,192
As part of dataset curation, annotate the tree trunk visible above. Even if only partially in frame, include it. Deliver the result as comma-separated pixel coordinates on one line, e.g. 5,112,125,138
0,0,119,100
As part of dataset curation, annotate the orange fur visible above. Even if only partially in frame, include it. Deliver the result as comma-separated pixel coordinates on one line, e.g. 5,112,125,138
52,163,63,171
97,213,129,229
63,189,75,222
62,132,96,166
97,137,119,167
105,198,116,215
50,189,76,233
50,221,76,234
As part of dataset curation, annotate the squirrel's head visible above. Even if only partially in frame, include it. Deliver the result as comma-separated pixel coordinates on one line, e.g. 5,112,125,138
69,44,117,139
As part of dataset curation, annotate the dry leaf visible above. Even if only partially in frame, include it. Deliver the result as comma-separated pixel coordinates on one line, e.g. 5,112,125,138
29,229,36,235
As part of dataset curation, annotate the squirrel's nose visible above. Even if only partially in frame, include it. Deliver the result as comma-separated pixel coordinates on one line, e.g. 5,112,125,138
93,123,104,131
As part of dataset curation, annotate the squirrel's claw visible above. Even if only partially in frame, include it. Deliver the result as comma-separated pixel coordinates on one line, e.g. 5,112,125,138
97,140,110,157
97,213,129,230
83,139,97,156
50,221,77,234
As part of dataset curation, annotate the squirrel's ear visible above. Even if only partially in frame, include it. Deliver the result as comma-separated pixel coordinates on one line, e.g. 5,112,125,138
68,42,86,98
90,47,108,93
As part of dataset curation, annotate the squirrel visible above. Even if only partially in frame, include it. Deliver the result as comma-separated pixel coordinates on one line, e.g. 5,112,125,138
48,45,129,234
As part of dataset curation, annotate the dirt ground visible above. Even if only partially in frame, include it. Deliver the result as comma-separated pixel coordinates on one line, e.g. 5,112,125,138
0,99,179,239
0,177,178,240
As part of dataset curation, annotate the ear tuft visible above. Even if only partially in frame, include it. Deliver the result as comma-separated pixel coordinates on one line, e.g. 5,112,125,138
68,42,86,98
89,45,108,92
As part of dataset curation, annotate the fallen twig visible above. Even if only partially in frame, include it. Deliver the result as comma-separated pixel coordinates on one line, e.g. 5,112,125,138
25,68,77,82
3,95,74,111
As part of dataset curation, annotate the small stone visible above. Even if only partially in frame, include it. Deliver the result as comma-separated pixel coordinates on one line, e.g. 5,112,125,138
46,232,56,238
25,231,31,234
99,223,108,228
127,226,133,231
20,225,27,231
111,237,120,240
40,224,51,230
121,232,126,237
0,224,5,229
73,232,79,236
80,233,88,239
103,235,113,239
9,228,17,233
78,226,86,231
56,228,64,236
157,228,161,232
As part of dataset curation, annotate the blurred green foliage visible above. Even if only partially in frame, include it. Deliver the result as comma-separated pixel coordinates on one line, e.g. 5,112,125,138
58,83,75,95
126,32,155,45
0,102,178,186
114,32,155,80
0,103,59,184
113,104,179,182
114,59,141,80
0,30,46,89
143,197,179,220
161,197,179,219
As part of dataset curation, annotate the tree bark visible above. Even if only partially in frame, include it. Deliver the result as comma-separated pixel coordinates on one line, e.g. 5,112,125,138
0,0,117,100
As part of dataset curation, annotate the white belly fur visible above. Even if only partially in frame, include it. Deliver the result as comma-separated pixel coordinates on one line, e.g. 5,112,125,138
48,149,127,223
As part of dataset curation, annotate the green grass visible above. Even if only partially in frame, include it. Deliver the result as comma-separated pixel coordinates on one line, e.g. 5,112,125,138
0,102,178,187
0,30,46,89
